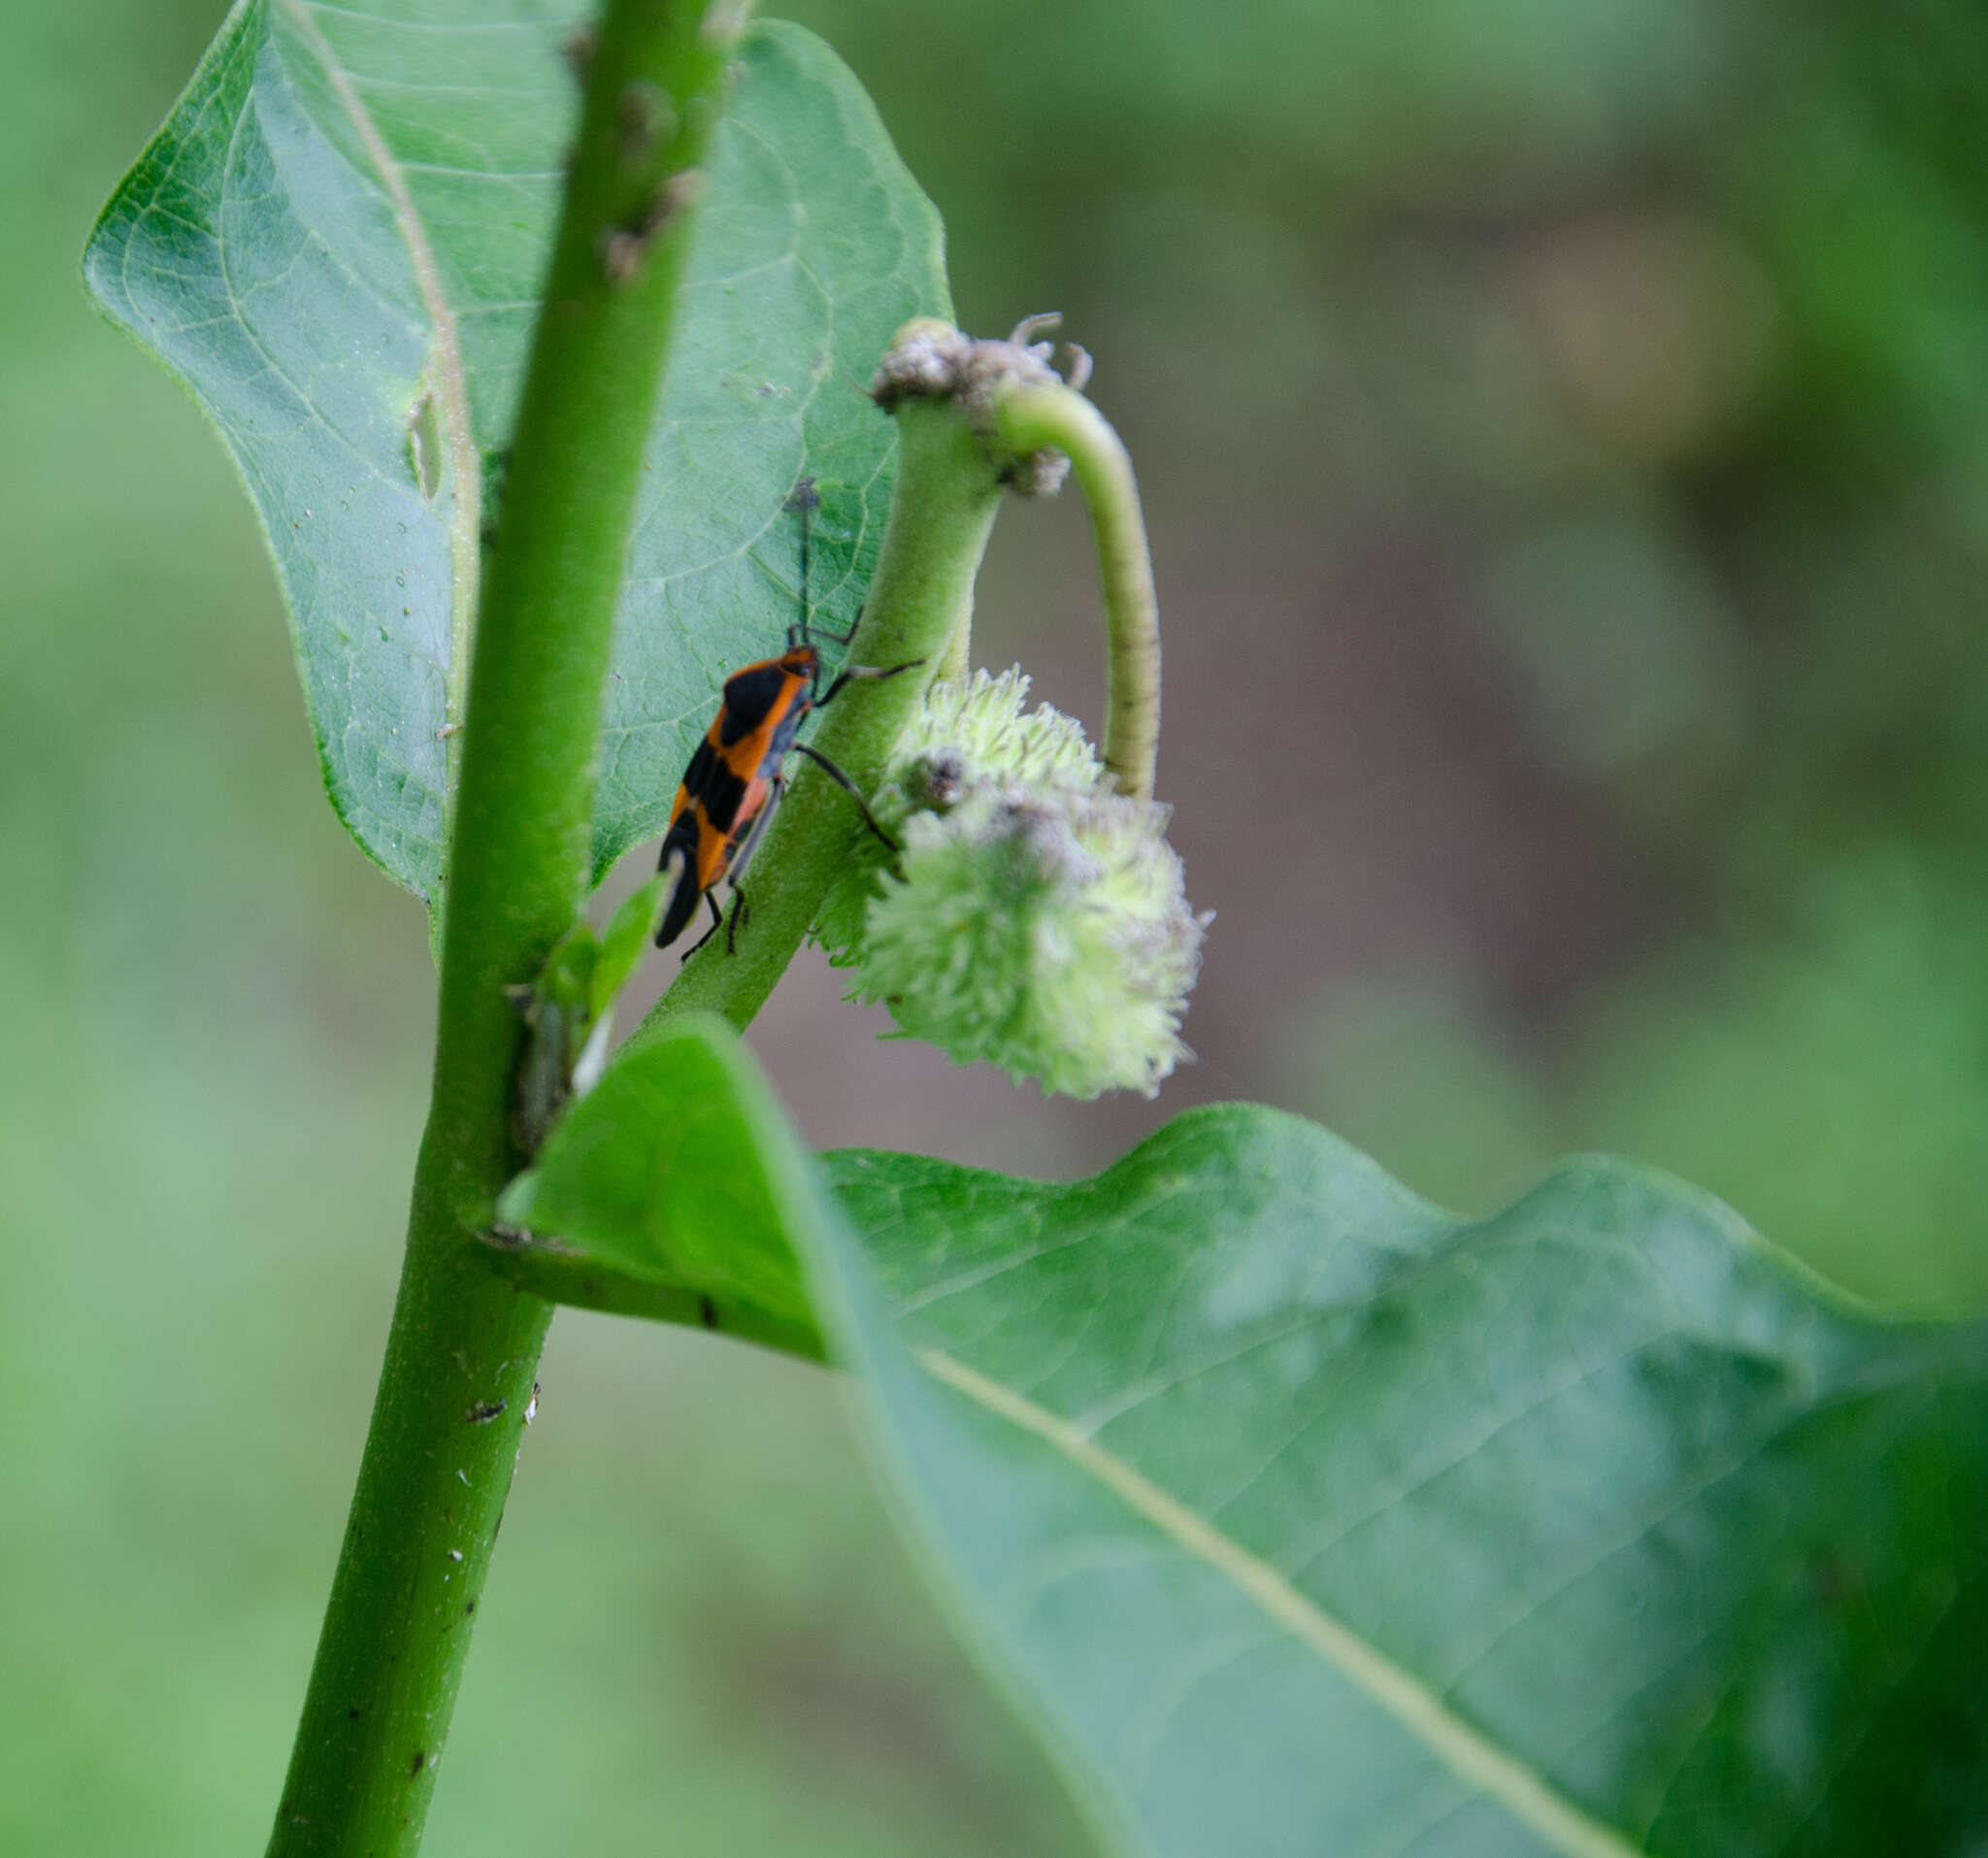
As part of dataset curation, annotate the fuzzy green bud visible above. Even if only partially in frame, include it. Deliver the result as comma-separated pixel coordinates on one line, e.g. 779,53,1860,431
814,669,1207,1098
815,667,1100,948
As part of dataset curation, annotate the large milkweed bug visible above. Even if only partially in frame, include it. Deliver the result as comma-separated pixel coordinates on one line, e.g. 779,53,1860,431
654,481,919,956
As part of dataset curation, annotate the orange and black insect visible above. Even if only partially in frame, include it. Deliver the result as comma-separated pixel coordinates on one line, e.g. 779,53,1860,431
655,480,916,956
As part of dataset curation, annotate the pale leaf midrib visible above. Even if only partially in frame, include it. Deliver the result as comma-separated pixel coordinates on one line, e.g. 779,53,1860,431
275,0,481,850
913,1344,1644,1858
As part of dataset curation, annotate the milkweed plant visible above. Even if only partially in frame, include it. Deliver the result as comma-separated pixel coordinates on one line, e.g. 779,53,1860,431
79,1,1988,1854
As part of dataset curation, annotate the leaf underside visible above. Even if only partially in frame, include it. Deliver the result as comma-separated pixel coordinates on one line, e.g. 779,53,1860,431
502,1018,1988,1858
83,0,948,902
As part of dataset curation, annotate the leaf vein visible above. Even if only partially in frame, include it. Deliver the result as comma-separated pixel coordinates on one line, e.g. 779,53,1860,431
279,0,480,805
917,1345,1643,1858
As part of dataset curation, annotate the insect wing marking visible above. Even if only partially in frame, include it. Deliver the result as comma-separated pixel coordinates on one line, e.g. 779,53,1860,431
655,812,709,946
683,732,749,841
717,659,794,744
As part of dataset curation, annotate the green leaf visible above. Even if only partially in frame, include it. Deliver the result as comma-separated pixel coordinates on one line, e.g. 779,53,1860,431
83,1,947,902
494,1014,822,1356
485,1014,1988,1855
590,876,669,1022
506,877,668,1154
818,1109,1988,1858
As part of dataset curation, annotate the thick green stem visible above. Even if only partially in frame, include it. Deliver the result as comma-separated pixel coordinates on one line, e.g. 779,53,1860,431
992,382,1161,799
935,610,974,683
267,6,739,1853
635,395,1005,1038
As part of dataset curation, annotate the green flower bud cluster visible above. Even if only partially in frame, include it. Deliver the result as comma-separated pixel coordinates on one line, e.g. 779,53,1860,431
814,669,1208,1099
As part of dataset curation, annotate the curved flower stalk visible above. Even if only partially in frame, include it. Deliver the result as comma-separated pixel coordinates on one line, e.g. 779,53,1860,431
640,315,1197,1095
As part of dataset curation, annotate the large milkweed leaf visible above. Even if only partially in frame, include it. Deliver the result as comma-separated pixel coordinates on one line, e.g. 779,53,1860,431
83,2,946,902
822,1115,1988,1857
492,1014,1988,1856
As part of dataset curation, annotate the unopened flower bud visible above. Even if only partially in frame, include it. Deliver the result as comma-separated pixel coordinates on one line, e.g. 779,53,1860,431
814,669,1208,1098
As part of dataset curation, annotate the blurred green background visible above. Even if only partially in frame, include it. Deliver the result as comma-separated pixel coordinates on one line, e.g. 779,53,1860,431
9,0,1988,1849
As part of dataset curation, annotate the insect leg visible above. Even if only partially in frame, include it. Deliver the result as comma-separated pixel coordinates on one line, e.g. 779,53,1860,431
808,602,863,649
813,657,924,709
786,479,817,648
790,742,899,849
681,888,725,961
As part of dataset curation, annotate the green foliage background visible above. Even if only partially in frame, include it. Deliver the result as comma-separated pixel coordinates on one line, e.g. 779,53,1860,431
9,0,1988,1850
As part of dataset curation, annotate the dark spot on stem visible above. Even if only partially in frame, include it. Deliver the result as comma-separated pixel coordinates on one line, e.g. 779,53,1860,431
599,171,706,283
411,1751,426,1777
617,80,676,166
699,1295,719,1330
465,1399,507,1425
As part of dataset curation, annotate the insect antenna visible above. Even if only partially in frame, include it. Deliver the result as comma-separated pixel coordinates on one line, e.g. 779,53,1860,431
784,477,818,649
